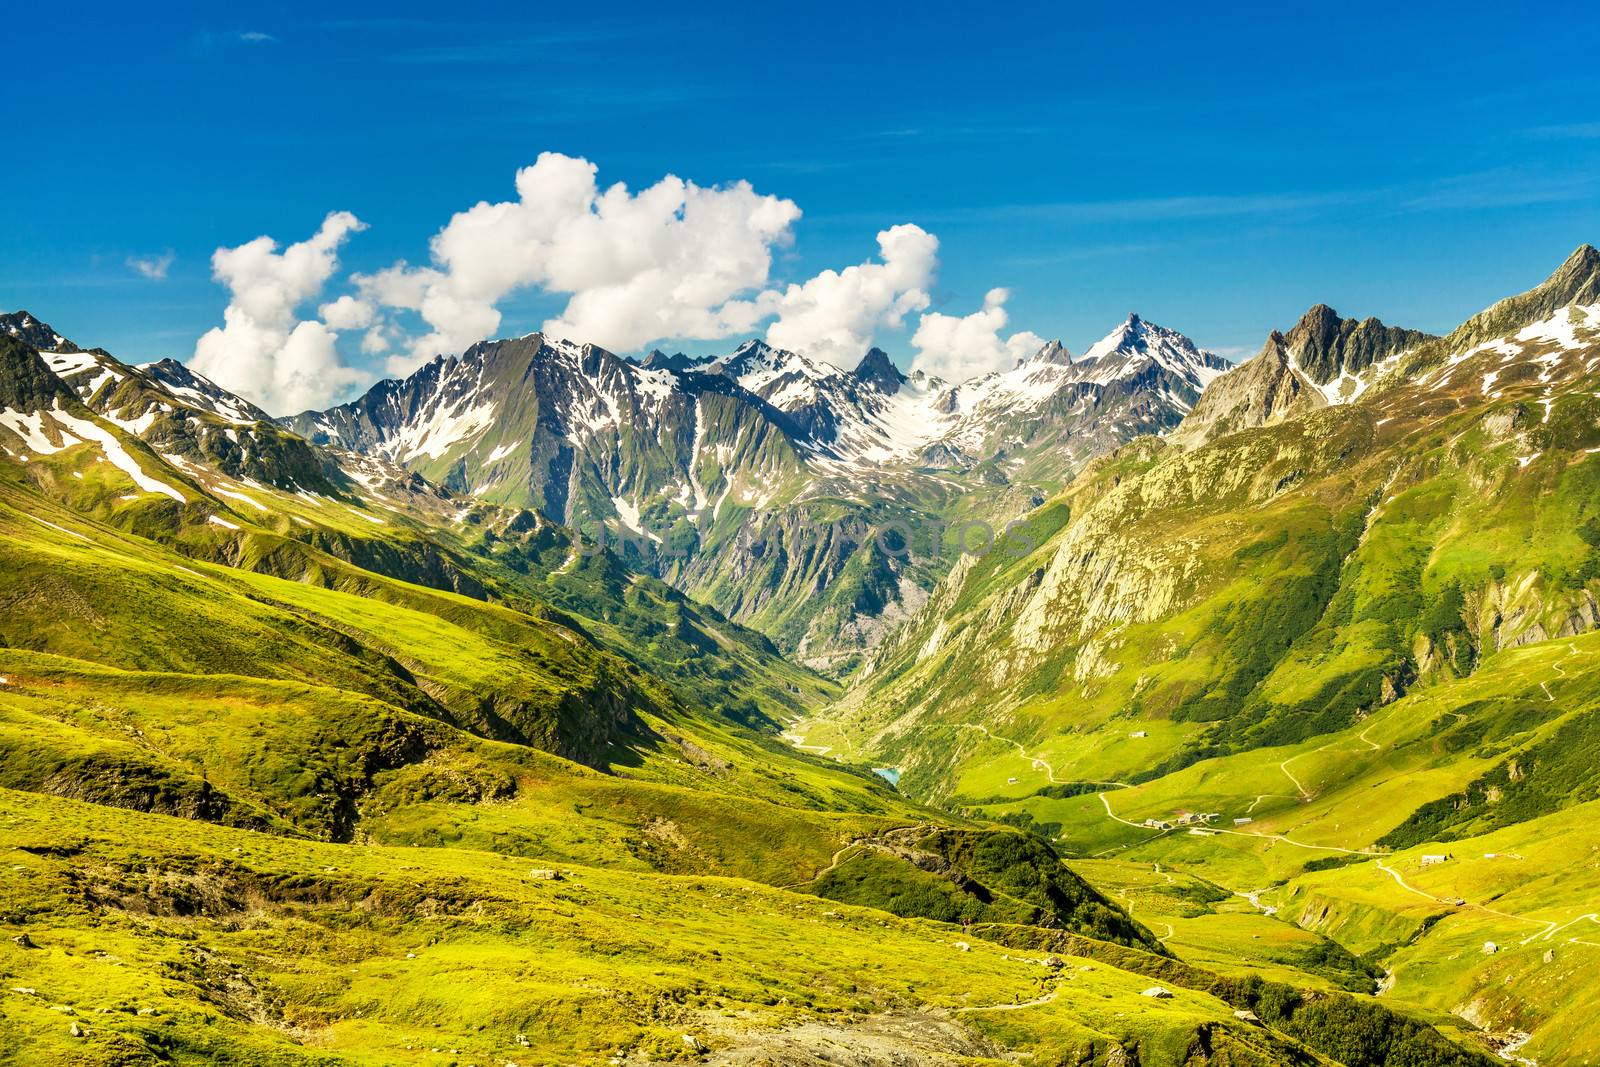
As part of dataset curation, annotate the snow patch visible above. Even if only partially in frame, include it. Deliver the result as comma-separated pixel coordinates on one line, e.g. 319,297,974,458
0,409,77,454
47,405,186,502
610,495,661,542
485,439,521,463
43,350,101,377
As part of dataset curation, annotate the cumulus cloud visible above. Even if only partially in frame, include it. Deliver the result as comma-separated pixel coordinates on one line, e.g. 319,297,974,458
127,251,174,280
191,211,371,415
191,154,1045,399
358,152,802,373
761,224,938,368
910,288,1046,381
318,294,375,330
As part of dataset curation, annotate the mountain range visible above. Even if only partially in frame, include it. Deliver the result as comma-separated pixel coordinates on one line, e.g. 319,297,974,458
1,245,1598,1065
279,312,1230,671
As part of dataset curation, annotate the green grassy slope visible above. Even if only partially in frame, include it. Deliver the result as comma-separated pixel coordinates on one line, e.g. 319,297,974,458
0,318,1515,1062
0,331,1370,1063
809,250,1600,1062
0,785,1497,1066
824,255,1600,799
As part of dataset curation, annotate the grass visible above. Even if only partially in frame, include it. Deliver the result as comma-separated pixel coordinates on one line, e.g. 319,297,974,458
811,292,1600,1061
1277,799,1600,1065
6,298,1592,1060
0,787,1315,1066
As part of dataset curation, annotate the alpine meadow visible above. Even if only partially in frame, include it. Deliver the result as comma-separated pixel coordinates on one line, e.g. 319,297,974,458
5,4,1600,1065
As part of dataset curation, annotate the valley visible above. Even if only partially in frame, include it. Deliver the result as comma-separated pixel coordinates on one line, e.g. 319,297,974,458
1,246,1598,1065
794,246,1600,1064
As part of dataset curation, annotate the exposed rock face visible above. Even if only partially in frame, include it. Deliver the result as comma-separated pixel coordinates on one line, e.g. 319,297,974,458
1172,305,1432,448
0,311,80,354
282,320,1226,666
1169,332,1323,447
0,315,342,494
1441,243,1600,353
143,358,274,424
851,346,905,393
1032,338,1073,365
0,332,80,412
1286,304,1433,384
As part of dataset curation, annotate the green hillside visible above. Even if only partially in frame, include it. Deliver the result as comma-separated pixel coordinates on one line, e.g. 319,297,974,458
7,245,1594,1062
808,247,1600,1064
5,325,1435,1065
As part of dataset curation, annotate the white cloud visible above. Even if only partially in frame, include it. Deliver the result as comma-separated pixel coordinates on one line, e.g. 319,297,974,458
190,155,1044,399
318,294,375,330
191,211,370,415
127,251,174,280
910,288,1046,381
762,224,938,368
360,324,392,355
359,152,802,373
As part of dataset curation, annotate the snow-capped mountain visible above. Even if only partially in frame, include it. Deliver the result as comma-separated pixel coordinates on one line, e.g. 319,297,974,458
908,314,1232,473
1,311,76,353
279,315,1229,668
1077,313,1232,388
0,311,340,494
1,301,1235,670
143,358,274,426
284,332,809,530
643,315,1230,475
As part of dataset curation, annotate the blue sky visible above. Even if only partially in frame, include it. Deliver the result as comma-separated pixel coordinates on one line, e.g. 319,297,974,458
6,0,1600,407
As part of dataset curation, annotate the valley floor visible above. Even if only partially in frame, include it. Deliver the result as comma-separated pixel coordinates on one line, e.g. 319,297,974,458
0,787,1330,1066
794,631,1600,1065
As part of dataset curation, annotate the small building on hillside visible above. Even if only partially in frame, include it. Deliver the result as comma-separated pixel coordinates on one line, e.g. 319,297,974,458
1175,811,1222,827
1420,854,1449,867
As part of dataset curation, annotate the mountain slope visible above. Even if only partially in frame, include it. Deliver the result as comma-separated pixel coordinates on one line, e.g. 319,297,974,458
6,321,1443,1067
286,320,1231,671
831,246,1600,789
811,245,1600,1063
0,298,1516,1064
1173,305,1432,448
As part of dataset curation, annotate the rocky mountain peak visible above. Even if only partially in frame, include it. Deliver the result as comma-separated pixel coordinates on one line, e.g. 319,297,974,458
1,311,79,354
1283,305,1432,385
1030,339,1073,366
714,338,778,376
1446,243,1600,351
851,347,905,393
728,338,777,362
1076,314,1229,392
640,349,699,373
1289,303,1341,340
1557,242,1600,284
144,358,274,424
714,339,837,395
0,330,81,411
1085,313,1172,358
1540,243,1600,310
1167,330,1314,449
